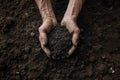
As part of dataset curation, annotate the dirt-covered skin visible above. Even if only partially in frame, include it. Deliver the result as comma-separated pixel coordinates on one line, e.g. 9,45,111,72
48,25,72,59
0,0,120,80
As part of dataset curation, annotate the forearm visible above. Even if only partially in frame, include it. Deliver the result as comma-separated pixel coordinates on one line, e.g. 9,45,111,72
35,0,56,21
64,0,83,20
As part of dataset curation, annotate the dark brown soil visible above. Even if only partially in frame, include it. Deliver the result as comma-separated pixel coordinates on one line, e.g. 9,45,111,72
48,25,72,59
0,0,120,80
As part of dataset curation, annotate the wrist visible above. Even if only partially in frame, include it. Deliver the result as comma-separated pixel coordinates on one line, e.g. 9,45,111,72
62,15,77,21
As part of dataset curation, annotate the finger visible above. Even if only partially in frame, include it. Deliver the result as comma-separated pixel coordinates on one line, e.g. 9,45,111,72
67,46,76,57
42,46,51,57
39,29,51,57
72,28,80,47
68,28,80,56
39,29,47,46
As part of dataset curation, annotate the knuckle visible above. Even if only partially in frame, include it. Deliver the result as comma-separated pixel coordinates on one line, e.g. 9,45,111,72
75,28,80,33
38,27,43,32
38,27,46,33
40,37,46,44
73,44,77,48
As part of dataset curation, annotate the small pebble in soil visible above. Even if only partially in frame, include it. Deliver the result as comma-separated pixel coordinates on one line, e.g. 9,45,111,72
15,71,20,75
48,25,72,59
23,12,29,18
30,32,35,37
109,67,115,74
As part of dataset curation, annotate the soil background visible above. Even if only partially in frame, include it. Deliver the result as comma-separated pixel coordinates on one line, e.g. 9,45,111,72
0,0,120,80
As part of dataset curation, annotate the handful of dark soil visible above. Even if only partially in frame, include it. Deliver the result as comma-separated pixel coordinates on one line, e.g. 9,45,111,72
48,25,72,59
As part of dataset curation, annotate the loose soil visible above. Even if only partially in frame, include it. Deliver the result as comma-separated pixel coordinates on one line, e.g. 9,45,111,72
0,0,120,80
48,25,72,59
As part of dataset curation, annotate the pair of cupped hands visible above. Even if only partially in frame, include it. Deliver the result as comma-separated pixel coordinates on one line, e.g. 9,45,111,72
38,16,80,58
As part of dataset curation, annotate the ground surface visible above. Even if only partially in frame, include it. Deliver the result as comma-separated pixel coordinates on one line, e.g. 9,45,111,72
0,0,120,80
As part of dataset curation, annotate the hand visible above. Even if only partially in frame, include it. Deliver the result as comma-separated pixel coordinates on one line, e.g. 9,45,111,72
61,17,80,57
38,18,57,57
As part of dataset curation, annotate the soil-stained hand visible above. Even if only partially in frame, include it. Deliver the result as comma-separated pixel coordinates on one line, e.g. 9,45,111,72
38,18,57,57
61,18,80,57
